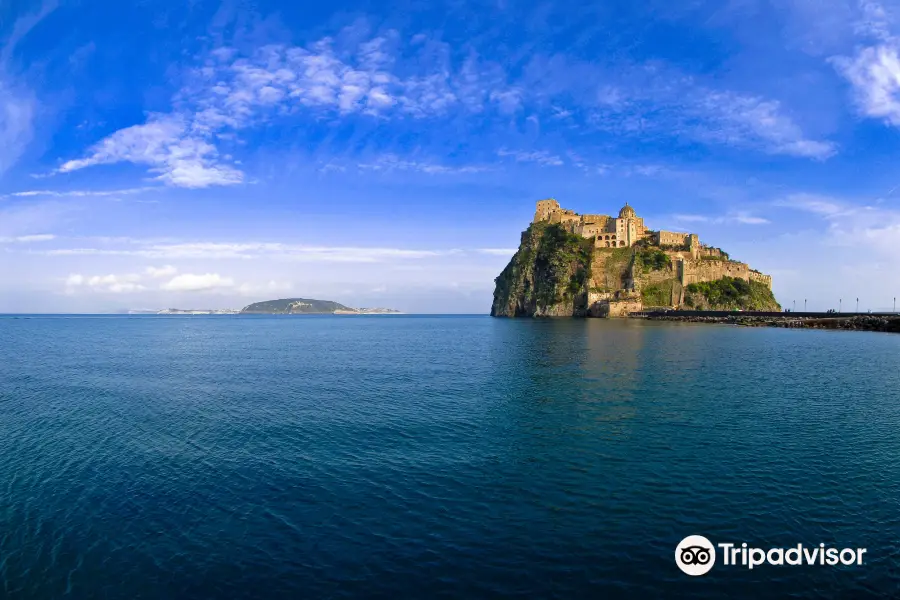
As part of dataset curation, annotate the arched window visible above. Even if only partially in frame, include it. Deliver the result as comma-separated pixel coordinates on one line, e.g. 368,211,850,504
620,241,626,247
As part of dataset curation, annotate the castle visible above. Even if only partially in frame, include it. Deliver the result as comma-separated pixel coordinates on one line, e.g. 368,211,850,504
532,199,773,315
534,198,700,252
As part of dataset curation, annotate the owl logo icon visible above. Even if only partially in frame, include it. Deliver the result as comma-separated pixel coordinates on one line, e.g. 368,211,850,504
675,535,716,576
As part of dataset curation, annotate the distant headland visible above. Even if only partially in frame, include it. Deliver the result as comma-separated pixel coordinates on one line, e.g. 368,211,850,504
127,298,402,315
492,199,779,318
240,298,401,315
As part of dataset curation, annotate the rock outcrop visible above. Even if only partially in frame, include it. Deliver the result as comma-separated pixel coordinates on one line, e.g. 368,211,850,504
491,222,593,317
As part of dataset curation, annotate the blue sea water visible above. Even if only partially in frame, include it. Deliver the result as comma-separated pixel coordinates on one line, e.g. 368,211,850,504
1,314,900,598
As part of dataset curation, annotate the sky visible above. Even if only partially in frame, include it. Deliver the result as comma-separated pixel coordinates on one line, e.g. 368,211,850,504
1,0,900,313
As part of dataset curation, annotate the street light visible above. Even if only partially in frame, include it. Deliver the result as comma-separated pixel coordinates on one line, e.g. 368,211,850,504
793,300,796,312
839,298,842,313
804,299,807,312
895,297,897,313
857,298,859,313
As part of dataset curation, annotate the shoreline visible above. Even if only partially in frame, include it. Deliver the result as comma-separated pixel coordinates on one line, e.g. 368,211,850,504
641,314,900,333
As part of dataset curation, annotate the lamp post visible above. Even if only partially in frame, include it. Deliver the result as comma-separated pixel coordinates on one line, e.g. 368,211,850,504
856,298,859,313
804,299,807,312
895,297,897,313
839,298,842,313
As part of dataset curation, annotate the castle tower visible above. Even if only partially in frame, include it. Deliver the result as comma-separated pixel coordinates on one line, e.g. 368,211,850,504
614,202,645,246
534,199,561,222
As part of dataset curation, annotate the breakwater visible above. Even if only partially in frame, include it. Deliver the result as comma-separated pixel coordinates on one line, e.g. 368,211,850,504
636,312,900,333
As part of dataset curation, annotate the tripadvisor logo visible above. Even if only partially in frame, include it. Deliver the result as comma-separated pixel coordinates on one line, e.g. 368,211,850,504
676,535,716,576
675,535,867,576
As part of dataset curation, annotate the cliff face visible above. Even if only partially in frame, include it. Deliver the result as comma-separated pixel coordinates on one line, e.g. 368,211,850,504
491,222,593,317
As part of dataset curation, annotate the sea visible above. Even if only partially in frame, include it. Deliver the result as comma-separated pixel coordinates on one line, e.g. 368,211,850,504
1,314,899,598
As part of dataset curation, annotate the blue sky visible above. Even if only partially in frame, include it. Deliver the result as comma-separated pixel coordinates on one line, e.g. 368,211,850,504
1,0,899,313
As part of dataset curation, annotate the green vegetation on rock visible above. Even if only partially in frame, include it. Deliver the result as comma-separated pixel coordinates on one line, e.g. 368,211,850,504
635,247,672,272
491,222,593,317
641,279,679,307
683,277,780,311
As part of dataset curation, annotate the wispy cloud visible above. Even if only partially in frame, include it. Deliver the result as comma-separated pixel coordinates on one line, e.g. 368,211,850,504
145,265,178,278
65,272,145,294
54,30,517,187
0,0,58,67
56,115,243,188
52,19,836,190
160,273,234,292
0,80,35,177
3,187,159,199
831,1,900,126
63,268,291,296
357,154,491,174
0,1,58,178
497,148,564,166
33,240,456,261
0,233,55,243
477,248,517,255
524,55,835,159
774,192,900,256
673,212,770,225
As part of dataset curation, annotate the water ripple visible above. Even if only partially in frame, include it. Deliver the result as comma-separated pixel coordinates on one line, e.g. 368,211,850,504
0,315,899,598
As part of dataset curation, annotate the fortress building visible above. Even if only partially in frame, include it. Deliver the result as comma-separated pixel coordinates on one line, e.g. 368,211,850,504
534,198,699,251
533,198,772,300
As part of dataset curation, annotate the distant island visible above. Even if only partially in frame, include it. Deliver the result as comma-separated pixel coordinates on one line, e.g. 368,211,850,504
240,298,402,315
126,298,402,315
492,199,779,318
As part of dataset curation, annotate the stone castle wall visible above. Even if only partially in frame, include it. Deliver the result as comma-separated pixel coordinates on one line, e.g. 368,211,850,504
749,270,773,288
680,258,751,287
656,231,689,246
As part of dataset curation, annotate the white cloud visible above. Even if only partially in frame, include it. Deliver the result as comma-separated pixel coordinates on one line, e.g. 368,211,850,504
477,248,517,255
38,241,453,261
829,1,900,127
160,273,235,292
0,81,35,177
497,148,564,166
57,115,243,188
774,193,851,216
833,42,900,125
65,272,145,294
0,2,57,176
0,233,55,242
665,90,835,159
357,154,490,174
51,21,837,187
3,187,158,199
145,265,177,278
673,212,770,225
774,192,900,255
528,56,835,159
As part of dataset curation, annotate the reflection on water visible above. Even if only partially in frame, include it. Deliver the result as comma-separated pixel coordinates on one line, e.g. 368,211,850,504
1,315,900,598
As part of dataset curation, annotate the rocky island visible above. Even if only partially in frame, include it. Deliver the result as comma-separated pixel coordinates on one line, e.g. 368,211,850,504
240,298,401,315
492,199,779,318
